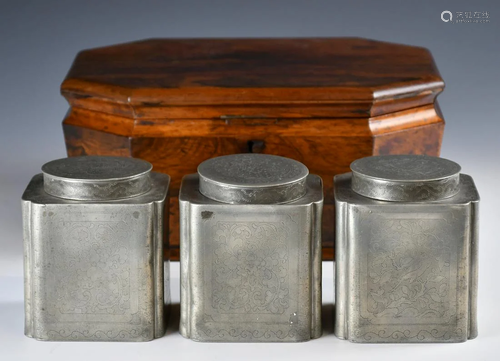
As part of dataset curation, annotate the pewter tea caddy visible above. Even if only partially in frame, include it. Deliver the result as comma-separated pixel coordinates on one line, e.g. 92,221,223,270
334,155,479,343
22,156,170,341
179,154,323,342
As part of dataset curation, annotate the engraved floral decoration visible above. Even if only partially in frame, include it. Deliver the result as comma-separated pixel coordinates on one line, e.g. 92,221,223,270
51,222,131,315
367,219,451,320
212,222,289,314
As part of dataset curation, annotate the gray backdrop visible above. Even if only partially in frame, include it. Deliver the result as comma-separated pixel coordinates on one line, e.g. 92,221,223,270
0,0,498,359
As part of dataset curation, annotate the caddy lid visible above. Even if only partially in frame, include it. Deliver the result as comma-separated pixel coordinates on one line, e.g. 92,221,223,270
42,156,153,201
61,38,444,121
197,154,309,204
350,155,461,202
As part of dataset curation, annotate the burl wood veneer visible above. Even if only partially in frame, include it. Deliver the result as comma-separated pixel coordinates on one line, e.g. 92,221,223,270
61,38,445,260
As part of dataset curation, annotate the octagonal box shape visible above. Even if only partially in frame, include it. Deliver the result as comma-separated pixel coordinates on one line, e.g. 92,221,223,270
60,37,446,260
179,173,323,342
22,168,170,342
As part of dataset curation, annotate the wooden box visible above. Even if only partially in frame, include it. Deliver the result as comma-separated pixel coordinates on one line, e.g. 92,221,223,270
60,38,445,261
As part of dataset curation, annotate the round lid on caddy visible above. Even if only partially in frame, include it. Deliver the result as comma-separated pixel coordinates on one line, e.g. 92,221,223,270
350,155,461,202
42,156,153,201
197,154,309,204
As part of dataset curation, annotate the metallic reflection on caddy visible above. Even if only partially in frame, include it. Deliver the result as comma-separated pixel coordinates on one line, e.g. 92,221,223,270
179,154,323,342
334,155,479,343
22,156,170,341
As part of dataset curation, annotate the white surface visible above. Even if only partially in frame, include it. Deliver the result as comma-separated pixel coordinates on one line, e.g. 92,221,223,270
0,261,497,361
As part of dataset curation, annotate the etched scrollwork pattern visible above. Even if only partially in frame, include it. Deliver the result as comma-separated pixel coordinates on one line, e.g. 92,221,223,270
367,219,451,322
351,174,460,201
45,176,152,200
48,221,131,316
212,222,289,314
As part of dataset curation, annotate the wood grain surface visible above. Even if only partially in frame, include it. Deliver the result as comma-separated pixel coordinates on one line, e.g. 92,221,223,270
61,38,444,119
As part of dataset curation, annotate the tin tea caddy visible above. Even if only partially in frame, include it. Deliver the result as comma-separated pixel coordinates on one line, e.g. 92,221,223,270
179,154,323,342
22,156,170,341
334,155,479,343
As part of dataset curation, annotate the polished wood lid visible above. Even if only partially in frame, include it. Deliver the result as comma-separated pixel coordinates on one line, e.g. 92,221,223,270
61,38,444,119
